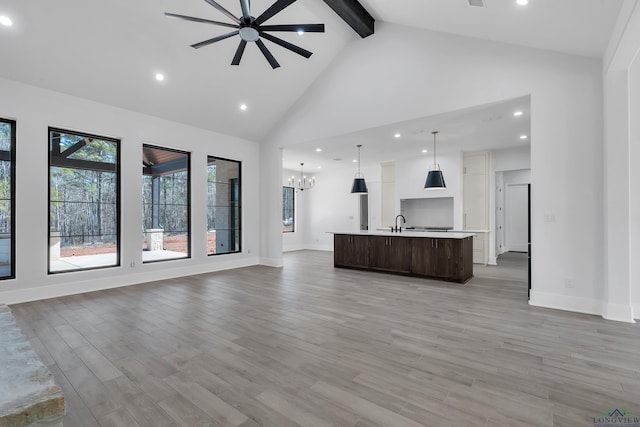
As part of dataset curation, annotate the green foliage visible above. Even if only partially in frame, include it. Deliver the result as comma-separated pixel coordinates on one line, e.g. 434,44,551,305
57,133,117,163
0,123,11,151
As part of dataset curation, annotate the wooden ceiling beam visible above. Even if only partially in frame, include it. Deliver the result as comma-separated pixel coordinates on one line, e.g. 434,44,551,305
322,0,375,38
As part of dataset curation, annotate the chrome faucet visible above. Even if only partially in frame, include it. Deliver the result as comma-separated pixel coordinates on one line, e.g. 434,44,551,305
394,214,406,232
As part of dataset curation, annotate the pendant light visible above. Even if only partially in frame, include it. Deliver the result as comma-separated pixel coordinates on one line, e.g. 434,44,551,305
288,163,315,191
350,144,368,193
425,131,446,189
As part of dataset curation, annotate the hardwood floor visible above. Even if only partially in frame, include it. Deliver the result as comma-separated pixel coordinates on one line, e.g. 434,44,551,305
9,250,640,427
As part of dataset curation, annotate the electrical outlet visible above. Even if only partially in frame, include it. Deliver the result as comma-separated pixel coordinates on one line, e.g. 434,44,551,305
565,278,574,289
247,249,251,254
130,261,135,268
544,213,556,222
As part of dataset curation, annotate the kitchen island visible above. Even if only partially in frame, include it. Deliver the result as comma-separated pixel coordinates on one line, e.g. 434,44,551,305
330,231,474,283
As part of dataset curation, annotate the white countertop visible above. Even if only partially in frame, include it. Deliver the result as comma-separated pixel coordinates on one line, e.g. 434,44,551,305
328,230,475,239
448,229,489,233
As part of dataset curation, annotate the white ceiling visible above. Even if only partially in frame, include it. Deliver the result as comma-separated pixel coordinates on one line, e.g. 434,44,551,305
282,95,531,172
0,0,623,145
360,0,622,59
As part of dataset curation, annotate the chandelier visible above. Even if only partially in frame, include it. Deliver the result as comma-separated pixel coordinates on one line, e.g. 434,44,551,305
288,162,315,191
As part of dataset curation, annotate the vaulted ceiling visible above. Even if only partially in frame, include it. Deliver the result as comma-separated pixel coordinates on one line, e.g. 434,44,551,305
0,0,623,144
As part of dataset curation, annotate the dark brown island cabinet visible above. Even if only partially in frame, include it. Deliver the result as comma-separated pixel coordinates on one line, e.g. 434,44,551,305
333,232,474,283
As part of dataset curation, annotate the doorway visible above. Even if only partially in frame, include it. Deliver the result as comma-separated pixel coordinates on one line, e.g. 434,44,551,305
505,183,529,252
360,194,368,231
494,169,531,299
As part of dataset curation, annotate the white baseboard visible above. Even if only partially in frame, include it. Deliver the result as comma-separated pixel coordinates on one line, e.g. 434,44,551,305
529,290,603,317
603,302,636,323
304,243,333,252
2,257,260,305
634,303,640,320
283,244,306,252
529,292,636,323
258,257,283,267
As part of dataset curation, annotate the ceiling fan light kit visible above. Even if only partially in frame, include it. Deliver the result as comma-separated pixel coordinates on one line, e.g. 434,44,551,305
166,0,325,69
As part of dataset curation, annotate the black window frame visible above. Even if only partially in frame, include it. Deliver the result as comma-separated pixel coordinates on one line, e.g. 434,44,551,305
142,144,192,263
207,155,242,256
0,118,16,280
48,127,121,274
282,186,295,233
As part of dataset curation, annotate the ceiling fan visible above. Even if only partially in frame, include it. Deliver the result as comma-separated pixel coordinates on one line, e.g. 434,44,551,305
166,0,325,69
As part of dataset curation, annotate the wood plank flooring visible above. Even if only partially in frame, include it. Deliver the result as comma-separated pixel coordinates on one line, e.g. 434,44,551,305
9,250,640,427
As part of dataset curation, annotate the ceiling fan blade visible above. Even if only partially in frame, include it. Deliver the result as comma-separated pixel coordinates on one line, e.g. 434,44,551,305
203,0,241,24
239,0,251,21
260,32,312,58
191,30,239,49
254,0,297,25
255,39,281,68
231,40,247,65
164,12,238,29
259,24,325,32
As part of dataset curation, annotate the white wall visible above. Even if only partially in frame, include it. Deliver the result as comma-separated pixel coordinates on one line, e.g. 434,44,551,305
395,151,463,229
493,145,531,172
0,77,260,304
302,164,380,251
603,0,640,321
262,21,605,318
400,198,454,228
631,53,640,319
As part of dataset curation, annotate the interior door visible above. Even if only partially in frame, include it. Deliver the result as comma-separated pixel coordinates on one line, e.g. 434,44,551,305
506,184,529,252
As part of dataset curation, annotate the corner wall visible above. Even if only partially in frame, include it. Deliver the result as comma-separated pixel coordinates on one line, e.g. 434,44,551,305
603,0,640,322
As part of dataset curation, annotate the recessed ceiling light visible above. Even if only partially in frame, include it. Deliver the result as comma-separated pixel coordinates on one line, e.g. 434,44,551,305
317,165,322,169
0,16,12,27
394,133,401,138
516,0,528,5
520,134,528,140
422,149,428,153
352,159,358,163
155,73,165,81
240,104,248,111
513,111,523,117
315,148,322,152
297,30,304,35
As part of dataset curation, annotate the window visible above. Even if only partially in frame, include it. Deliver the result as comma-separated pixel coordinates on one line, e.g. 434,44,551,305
142,145,190,262
283,186,294,233
0,119,15,279
207,156,241,255
49,128,120,273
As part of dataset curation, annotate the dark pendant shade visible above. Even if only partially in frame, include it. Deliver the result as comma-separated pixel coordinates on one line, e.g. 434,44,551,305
425,170,446,189
351,144,368,193
351,177,368,193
